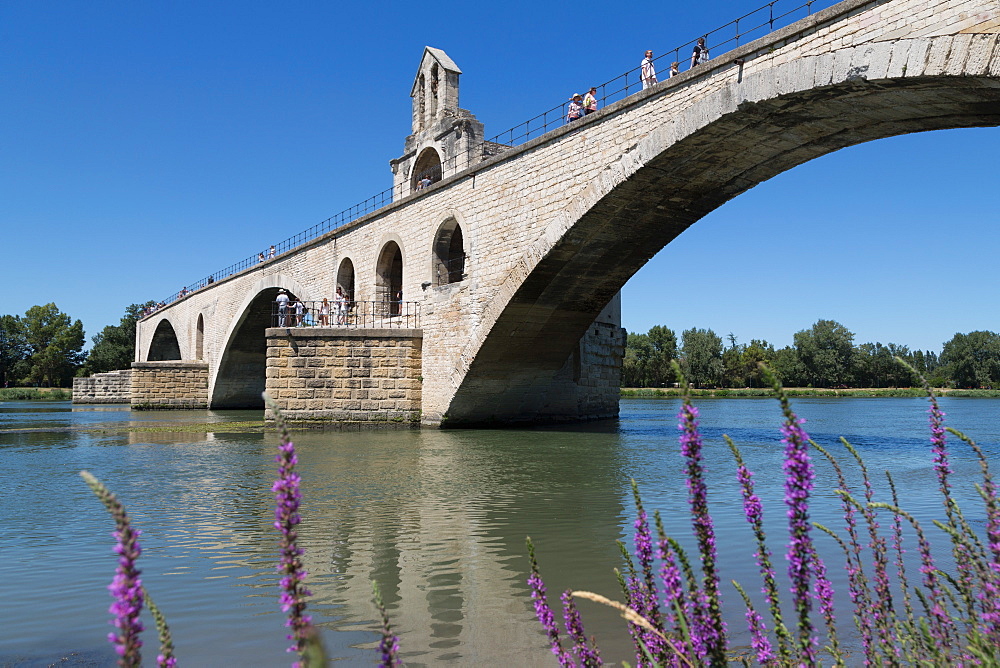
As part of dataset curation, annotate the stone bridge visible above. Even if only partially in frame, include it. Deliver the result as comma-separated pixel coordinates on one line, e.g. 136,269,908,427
128,0,1000,426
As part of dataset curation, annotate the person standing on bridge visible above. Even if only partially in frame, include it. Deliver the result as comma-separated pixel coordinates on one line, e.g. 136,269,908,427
268,245,275,260
319,297,330,326
567,93,584,122
691,37,710,67
641,50,657,89
293,298,305,326
583,87,598,115
276,289,290,327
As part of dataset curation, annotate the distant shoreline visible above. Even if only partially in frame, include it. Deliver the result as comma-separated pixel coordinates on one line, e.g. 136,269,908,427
621,387,1000,398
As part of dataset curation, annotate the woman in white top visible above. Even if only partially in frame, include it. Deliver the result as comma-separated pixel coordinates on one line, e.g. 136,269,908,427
319,297,330,326
335,288,348,325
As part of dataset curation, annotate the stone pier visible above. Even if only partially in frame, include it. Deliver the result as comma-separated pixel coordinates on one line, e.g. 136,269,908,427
130,361,209,409
264,328,423,424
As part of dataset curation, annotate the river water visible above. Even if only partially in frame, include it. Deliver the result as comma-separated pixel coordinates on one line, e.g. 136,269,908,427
2,397,999,666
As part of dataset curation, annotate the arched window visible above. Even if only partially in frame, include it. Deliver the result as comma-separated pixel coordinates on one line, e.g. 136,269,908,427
433,218,465,285
411,147,442,193
337,257,355,301
417,74,426,132
195,314,204,360
430,63,440,119
376,241,403,317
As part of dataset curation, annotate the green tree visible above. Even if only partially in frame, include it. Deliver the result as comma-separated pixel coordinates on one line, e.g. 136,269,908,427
793,319,855,387
623,332,655,387
0,315,29,387
82,302,154,375
622,326,678,387
770,346,804,386
941,331,1000,389
680,328,723,388
22,303,86,387
740,339,775,387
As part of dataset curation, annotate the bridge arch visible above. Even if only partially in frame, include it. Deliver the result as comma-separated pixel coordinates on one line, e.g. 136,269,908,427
147,319,182,361
432,216,465,286
442,33,1000,424
210,274,312,409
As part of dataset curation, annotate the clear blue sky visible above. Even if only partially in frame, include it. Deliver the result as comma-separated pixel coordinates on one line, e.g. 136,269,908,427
2,1,997,354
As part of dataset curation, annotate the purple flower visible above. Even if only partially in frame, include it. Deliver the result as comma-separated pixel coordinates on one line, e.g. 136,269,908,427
372,581,401,668
80,471,145,667
677,402,726,662
270,413,315,662
561,590,602,667
779,413,818,663
527,539,572,666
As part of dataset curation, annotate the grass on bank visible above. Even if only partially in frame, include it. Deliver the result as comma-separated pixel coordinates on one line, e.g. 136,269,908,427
621,387,1000,398
0,387,72,401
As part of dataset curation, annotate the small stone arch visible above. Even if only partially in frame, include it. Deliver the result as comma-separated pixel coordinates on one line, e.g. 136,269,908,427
376,240,404,316
195,314,205,360
411,147,442,192
433,217,465,285
336,257,356,302
148,319,182,361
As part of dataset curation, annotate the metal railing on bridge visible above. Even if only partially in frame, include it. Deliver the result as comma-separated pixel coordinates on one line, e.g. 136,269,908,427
149,0,839,314
270,300,421,330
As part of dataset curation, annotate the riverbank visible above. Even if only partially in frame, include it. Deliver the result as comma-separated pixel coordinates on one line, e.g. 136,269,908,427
621,387,1000,398
0,387,71,401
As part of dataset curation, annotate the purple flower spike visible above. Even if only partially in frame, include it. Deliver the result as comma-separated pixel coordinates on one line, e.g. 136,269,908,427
779,411,819,663
527,538,573,666
372,581,401,668
561,590,602,667
677,401,726,663
80,471,145,667
274,437,314,658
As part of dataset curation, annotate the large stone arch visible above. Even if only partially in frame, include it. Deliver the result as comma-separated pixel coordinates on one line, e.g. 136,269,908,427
210,274,312,409
441,33,1000,424
147,319,182,361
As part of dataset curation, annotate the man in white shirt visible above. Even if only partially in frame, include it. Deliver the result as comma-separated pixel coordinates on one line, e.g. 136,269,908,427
276,289,290,327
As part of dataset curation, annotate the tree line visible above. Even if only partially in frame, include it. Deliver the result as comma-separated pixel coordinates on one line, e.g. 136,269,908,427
0,302,151,388
624,319,1000,390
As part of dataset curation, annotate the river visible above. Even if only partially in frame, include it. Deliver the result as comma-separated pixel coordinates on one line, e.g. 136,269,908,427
2,397,998,666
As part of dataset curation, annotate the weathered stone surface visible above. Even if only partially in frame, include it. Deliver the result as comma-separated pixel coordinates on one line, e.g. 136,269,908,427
130,361,209,409
135,0,1000,425
73,369,132,404
264,328,423,424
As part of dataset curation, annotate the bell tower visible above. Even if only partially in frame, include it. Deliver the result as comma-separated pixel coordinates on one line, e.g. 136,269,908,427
390,47,486,198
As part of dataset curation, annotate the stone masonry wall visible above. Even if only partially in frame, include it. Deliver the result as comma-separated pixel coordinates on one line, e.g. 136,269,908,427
131,361,209,409
264,328,422,424
73,369,132,404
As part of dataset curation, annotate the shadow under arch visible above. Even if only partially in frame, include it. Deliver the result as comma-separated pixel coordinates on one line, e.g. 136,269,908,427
148,319,182,361
444,56,1000,424
211,287,298,409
